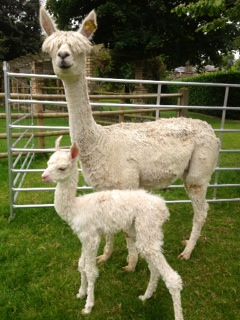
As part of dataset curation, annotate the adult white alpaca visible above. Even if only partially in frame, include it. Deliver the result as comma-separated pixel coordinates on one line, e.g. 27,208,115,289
42,138,184,320
39,7,220,267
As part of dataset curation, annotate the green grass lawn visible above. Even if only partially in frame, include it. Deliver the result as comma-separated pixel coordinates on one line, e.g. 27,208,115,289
0,107,239,320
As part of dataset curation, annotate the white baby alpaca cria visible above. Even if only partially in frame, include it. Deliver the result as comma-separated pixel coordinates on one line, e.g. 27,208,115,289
42,138,184,320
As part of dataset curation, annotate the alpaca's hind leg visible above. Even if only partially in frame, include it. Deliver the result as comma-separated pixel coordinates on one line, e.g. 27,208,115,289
76,254,87,299
135,217,183,319
180,141,219,260
122,235,138,272
149,252,183,320
122,226,138,272
179,184,208,260
81,237,100,315
139,262,159,301
96,233,114,264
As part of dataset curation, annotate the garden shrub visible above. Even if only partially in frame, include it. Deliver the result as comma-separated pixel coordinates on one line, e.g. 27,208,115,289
168,71,240,119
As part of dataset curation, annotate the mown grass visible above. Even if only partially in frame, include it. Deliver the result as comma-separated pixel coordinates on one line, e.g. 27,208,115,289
0,107,239,320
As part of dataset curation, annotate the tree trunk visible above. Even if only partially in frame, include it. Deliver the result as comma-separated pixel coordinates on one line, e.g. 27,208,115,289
134,59,147,103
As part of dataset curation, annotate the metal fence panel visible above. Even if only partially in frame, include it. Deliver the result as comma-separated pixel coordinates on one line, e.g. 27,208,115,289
3,62,240,220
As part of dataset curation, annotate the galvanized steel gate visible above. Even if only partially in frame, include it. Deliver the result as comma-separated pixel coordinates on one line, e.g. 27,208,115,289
3,62,240,220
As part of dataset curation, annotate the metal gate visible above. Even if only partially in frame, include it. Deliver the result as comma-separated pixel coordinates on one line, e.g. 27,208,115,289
3,62,240,220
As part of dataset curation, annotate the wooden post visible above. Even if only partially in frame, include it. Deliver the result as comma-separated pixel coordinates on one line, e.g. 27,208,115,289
178,87,189,117
119,105,125,123
134,60,148,103
31,61,45,148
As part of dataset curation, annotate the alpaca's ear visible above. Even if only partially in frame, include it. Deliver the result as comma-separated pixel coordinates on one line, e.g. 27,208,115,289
70,143,80,160
55,136,63,150
79,10,97,39
39,6,57,36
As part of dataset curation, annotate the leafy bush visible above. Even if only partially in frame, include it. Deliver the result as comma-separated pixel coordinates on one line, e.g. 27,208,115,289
169,71,240,119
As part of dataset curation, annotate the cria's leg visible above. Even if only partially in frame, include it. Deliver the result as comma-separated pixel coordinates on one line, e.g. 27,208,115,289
135,217,183,319
123,226,138,272
149,252,183,320
139,263,159,301
96,234,114,264
81,237,100,315
169,286,184,320
179,184,208,260
76,254,87,299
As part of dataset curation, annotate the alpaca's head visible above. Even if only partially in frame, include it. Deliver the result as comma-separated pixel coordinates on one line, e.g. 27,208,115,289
42,136,80,183
39,6,97,79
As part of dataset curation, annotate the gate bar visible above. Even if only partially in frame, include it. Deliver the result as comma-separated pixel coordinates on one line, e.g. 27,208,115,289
7,98,240,111
214,87,230,199
3,62,14,221
7,71,240,88
4,66,240,217
12,197,240,209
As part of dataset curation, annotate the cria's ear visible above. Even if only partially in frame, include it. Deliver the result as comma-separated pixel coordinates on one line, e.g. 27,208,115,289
79,10,97,39
39,6,57,36
70,142,80,160
55,136,63,150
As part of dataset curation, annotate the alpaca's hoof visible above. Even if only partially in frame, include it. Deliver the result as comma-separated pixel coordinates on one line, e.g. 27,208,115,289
96,254,108,264
138,295,148,302
76,291,86,299
81,306,92,315
122,265,135,273
178,251,191,260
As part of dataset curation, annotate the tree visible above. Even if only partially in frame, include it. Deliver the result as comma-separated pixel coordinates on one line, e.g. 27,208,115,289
0,0,41,61
174,1,240,33
47,0,240,70
174,1,240,52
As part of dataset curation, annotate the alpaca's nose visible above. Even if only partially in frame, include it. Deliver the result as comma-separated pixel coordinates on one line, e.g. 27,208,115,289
57,51,70,60
42,172,51,183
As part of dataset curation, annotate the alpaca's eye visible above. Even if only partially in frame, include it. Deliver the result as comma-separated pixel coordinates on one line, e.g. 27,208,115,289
58,167,66,171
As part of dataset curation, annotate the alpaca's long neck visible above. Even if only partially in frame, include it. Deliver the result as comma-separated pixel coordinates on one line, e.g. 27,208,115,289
62,67,101,151
54,167,79,223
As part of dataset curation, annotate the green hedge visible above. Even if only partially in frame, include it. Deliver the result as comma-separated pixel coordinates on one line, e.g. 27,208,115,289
169,71,240,119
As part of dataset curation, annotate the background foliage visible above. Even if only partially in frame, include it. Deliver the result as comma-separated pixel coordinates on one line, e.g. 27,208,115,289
174,0,240,36
46,0,240,69
0,0,41,61
168,71,240,119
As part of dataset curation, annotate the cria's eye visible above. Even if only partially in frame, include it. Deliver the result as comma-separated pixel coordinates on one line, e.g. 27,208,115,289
58,167,66,171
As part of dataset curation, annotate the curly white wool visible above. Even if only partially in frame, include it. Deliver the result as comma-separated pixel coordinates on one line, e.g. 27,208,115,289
39,6,220,266
42,142,184,319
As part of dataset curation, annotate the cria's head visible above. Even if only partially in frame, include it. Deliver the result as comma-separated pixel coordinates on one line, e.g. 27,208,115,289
39,6,97,79
42,136,80,183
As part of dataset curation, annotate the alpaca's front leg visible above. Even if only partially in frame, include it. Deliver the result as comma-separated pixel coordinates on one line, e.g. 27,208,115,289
82,277,96,314
76,254,87,299
81,238,100,315
82,265,98,314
